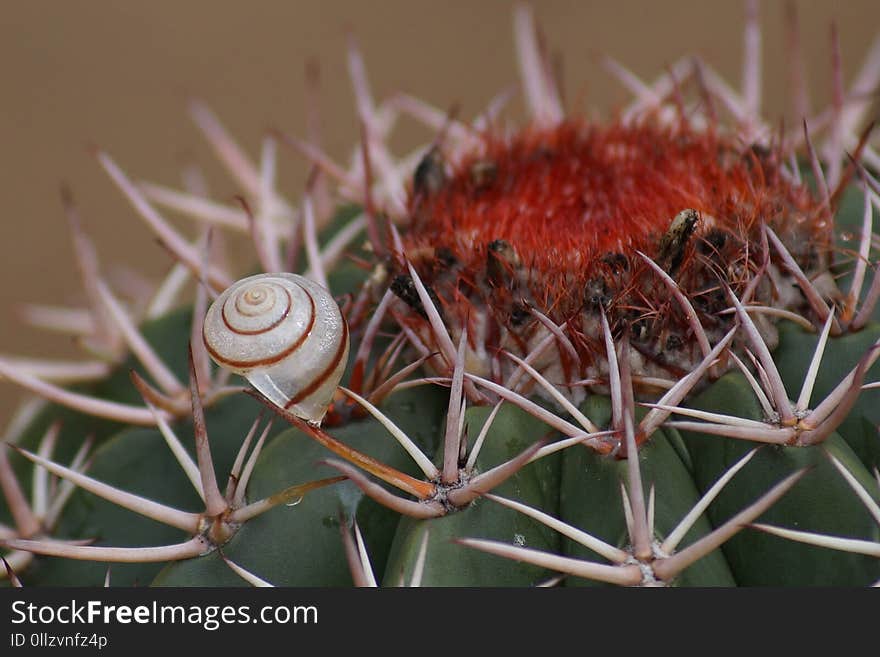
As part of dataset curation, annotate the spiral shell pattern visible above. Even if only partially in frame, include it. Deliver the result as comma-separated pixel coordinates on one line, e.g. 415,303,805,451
203,273,349,424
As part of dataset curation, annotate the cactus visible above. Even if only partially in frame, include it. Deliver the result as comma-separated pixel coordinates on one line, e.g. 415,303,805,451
2,3,880,588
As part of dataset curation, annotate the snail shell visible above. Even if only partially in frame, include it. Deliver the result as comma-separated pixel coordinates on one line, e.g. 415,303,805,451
203,273,349,424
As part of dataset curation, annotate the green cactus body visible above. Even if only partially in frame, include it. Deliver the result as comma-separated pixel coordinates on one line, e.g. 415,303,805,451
2,5,880,588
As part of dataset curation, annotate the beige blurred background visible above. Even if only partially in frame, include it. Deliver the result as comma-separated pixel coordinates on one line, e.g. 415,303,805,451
0,0,877,424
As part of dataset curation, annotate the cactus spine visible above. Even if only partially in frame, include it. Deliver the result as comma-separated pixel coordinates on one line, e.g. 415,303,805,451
2,3,880,587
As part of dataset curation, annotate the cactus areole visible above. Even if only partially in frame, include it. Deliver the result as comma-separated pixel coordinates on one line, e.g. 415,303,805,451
2,4,880,589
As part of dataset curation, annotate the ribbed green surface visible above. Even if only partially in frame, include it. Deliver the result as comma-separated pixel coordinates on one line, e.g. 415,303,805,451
383,404,562,586
154,385,447,586
681,373,880,586
560,398,736,587
5,194,880,586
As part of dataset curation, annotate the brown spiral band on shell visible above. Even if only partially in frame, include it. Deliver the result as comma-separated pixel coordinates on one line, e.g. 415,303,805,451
203,278,316,369
284,317,350,408
222,285,292,336
204,272,351,423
